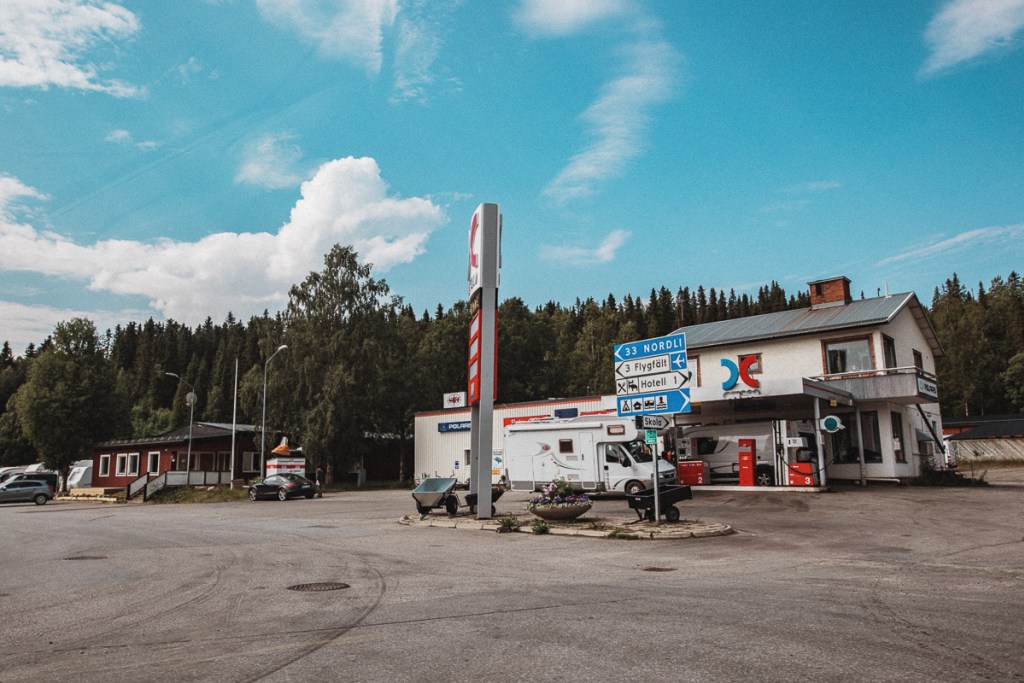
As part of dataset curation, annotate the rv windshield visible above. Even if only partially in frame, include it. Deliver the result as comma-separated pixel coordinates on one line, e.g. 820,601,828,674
629,441,654,463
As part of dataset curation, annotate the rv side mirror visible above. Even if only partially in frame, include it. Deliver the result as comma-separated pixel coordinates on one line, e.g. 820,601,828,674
619,455,629,467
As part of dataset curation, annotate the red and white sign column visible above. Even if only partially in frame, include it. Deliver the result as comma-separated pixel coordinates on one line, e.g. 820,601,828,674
467,203,501,519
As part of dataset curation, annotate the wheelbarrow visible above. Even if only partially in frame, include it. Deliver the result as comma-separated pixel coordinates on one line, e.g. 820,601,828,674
462,486,506,517
411,478,506,519
626,484,692,522
411,477,460,518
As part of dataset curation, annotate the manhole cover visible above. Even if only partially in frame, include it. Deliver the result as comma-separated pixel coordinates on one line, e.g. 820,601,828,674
641,566,677,572
287,582,350,592
64,556,106,561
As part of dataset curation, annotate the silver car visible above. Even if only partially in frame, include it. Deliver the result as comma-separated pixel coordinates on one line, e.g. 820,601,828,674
0,479,53,505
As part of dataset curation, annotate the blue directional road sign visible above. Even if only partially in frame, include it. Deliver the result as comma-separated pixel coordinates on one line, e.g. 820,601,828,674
614,333,687,363
616,389,691,417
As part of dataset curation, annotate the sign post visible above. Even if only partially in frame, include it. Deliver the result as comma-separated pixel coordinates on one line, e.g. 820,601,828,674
614,332,691,525
467,203,501,520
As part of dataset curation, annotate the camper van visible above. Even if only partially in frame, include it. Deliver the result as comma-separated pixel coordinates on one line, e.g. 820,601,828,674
675,421,817,485
505,416,676,495
0,466,29,484
67,460,94,489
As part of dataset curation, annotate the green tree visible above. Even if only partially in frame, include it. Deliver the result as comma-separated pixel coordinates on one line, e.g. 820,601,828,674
13,318,129,487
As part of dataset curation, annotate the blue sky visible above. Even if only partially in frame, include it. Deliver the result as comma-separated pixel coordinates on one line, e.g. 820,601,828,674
1,0,1023,354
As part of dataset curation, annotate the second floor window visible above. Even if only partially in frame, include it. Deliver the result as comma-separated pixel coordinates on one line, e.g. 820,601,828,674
825,338,872,374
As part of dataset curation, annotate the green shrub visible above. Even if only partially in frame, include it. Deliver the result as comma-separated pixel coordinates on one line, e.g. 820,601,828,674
531,520,550,535
496,515,521,533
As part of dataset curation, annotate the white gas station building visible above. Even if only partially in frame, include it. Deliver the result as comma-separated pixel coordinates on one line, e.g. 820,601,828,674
414,276,945,488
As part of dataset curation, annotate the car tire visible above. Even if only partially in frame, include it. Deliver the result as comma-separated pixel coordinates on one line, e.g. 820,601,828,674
277,488,288,501
625,480,645,496
305,493,314,499
33,494,47,506
756,466,775,487
248,488,258,501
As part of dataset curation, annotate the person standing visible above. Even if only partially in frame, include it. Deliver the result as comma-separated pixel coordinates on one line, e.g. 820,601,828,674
314,465,324,498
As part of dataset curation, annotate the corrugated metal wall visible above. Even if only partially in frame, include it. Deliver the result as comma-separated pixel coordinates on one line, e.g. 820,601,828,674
951,438,1024,462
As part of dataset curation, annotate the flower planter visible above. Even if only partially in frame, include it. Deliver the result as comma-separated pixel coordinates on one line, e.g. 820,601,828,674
529,503,592,521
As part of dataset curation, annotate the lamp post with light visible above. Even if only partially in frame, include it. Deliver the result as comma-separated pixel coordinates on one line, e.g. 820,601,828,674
261,345,288,473
165,372,196,483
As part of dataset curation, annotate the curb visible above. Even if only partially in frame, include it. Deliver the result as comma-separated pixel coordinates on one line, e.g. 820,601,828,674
398,515,733,539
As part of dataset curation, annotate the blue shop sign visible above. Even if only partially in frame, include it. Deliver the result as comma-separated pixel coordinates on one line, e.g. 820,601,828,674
438,421,472,433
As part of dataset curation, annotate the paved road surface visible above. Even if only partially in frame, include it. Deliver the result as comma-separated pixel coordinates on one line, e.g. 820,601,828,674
1,483,1022,682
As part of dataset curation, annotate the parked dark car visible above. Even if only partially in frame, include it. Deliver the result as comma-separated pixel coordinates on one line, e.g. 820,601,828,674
248,474,316,501
0,480,53,505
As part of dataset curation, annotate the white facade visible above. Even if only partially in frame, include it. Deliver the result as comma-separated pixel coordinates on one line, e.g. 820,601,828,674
414,396,616,482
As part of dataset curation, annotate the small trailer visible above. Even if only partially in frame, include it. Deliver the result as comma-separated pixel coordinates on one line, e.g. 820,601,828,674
626,484,692,522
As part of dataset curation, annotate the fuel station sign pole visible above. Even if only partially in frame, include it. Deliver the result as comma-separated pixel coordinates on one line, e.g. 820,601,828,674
467,203,501,520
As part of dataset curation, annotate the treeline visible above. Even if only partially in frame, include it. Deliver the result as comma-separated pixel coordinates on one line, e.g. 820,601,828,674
1,243,1021,477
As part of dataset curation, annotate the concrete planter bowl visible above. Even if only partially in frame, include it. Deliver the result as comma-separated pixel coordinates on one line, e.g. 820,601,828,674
529,503,592,521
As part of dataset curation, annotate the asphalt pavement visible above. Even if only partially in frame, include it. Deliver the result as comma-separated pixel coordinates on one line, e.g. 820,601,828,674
1,479,1022,682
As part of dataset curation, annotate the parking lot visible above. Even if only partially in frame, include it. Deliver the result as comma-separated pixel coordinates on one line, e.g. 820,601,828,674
1,480,1022,682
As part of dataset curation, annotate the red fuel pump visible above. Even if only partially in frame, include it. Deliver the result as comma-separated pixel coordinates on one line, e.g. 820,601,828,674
738,438,756,487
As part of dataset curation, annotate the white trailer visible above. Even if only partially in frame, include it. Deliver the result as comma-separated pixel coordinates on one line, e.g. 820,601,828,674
505,417,676,495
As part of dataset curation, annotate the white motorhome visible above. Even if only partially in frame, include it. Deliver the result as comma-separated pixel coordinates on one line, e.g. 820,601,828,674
0,466,29,484
505,416,676,494
675,420,817,486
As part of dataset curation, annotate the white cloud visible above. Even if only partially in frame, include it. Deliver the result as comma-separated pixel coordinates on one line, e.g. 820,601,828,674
175,56,203,84
515,0,631,36
104,128,159,151
391,13,440,104
539,229,630,265
921,0,1024,76
0,0,141,97
255,0,398,74
235,133,308,189
0,158,446,340
877,223,1024,265
542,39,677,202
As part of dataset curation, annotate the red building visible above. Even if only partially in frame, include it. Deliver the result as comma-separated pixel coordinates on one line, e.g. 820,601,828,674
92,422,263,490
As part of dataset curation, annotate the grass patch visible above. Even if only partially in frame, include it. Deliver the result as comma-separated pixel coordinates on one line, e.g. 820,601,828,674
147,486,250,504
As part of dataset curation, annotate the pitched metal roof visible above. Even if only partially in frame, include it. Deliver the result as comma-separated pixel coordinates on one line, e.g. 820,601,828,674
947,419,1024,441
671,292,944,356
96,422,257,448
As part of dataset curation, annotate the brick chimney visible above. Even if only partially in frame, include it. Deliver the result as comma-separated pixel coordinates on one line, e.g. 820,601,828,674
808,276,852,309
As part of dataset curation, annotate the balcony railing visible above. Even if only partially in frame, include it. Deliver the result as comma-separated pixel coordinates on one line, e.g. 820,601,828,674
812,366,938,403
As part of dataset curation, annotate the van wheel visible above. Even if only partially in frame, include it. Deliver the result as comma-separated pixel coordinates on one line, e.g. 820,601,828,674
625,481,645,496
756,466,775,486
34,494,47,505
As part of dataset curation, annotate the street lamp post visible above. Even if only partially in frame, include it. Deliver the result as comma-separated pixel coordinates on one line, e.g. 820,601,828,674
261,345,288,474
165,372,195,485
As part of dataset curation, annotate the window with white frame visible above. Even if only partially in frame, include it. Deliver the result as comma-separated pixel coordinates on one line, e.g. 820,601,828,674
148,451,160,474
127,452,140,476
242,451,261,473
99,454,110,477
116,453,128,476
